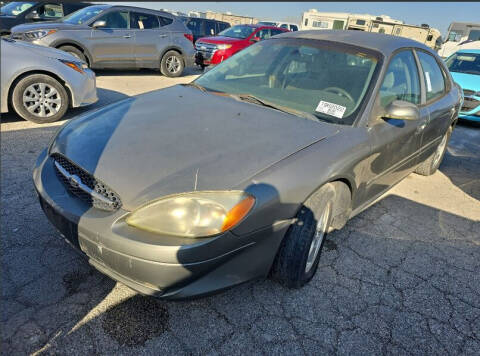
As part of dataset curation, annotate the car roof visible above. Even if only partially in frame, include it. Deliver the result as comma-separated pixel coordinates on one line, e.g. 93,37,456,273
276,30,434,55
106,5,174,17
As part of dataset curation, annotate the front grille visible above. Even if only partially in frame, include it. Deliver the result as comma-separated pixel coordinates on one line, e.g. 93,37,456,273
463,89,475,97
51,153,122,211
195,42,217,60
461,97,480,112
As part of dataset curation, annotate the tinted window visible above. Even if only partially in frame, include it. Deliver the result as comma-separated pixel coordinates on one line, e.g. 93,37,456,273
379,50,421,107
280,24,289,29
219,23,229,32
271,29,286,36
290,25,298,31
37,3,64,18
159,16,173,27
131,12,159,29
186,18,202,35
255,29,273,40
205,20,216,36
217,25,255,39
0,1,35,16
95,10,129,29
63,5,108,25
417,51,446,101
468,30,480,41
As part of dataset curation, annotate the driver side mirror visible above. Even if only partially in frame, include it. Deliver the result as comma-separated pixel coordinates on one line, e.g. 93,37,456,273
92,20,107,29
25,10,41,21
381,100,419,121
250,36,260,43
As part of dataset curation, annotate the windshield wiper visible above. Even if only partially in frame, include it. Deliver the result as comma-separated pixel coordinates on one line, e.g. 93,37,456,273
231,94,319,121
182,82,207,92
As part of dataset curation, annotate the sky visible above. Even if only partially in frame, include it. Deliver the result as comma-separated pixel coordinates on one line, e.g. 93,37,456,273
105,2,480,36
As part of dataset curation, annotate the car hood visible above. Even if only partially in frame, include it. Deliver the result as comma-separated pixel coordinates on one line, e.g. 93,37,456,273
197,36,244,45
11,21,82,33
0,16,19,30
50,85,339,211
8,38,79,61
451,72,480,92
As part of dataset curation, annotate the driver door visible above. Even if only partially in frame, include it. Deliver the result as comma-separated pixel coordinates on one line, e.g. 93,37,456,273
363,49,428,200
90,10,135,68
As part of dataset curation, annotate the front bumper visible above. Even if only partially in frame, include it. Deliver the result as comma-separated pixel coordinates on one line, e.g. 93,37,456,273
33,149,289,299
195,48,231,66
459,95,480,122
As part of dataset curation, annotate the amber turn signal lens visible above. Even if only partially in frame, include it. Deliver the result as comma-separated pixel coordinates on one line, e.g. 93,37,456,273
221,195,255,232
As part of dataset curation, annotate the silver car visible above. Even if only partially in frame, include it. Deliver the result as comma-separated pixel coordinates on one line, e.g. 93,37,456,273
10,4,196,77
1,37,97,123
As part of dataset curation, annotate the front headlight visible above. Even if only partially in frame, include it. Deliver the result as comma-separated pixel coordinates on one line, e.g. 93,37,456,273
58,59,86,74
217,44,232,50
24,29,57,40
126,191,255,238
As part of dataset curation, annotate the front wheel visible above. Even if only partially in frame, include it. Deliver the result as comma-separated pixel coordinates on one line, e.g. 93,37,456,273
271,184,335,288
160,50,185,77
11,74,69,124
58,45,88,66
415,127,452,176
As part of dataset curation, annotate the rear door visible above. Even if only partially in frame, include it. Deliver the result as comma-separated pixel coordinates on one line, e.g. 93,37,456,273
364,49,427,199
90,10,135,68
415,50,456,161
130,11,165,68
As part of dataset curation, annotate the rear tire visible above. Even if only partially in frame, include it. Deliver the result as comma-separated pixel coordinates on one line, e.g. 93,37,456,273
58,45,88,66
11,74,69,124
415,127,452,176
160,50,184,77
271,184,335,288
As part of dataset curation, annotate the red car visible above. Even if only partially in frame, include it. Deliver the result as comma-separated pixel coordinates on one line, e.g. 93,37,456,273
194,24,289,67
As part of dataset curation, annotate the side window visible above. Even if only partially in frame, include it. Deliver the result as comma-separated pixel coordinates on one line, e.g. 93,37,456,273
95,11,129,29
255,29,271,40
271,29,285,36
280,24,288,29
37,3,64,18
130,12,159,29
290,25,298,31
185,18,202,35
205,21,216,36
417,51,446,102
158,16,173,27
219,23,229,32
379,50,421,107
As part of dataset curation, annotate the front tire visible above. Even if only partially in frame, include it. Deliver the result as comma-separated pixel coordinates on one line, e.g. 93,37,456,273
11,74,69,124
160,50,185,77
271,184,335,288
415,127,452,176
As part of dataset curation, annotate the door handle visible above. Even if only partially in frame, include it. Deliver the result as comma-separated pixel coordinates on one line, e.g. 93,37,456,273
123,34,131,38
416,122,427,133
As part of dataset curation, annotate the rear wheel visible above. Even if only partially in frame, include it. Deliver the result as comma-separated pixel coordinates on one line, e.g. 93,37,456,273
271,184,335,288
160,50,184,77
11,74,69,124
58,45,88,66
415,127,452,176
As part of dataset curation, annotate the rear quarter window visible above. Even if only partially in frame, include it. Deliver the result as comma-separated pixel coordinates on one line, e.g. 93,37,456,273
416,51,446,102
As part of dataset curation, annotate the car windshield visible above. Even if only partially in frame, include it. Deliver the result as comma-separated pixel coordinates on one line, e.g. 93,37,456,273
0,1,36,16
217,25,255,39
446,52,480,75
195,38,380,125
61,5,109,25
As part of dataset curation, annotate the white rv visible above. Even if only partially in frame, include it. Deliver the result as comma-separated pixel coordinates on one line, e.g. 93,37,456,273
301,10,442,50
439,22,480,58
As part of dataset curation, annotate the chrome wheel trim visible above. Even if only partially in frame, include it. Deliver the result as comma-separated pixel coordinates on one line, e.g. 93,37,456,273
305,203,331,273
22,83,61,118
433,133,448,167
165,55,181,73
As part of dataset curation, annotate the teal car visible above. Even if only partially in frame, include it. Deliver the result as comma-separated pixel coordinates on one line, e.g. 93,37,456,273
446,49,480,122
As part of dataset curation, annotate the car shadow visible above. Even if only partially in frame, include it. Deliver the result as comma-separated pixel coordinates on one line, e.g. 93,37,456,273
93,67,203,77
0,87,129,124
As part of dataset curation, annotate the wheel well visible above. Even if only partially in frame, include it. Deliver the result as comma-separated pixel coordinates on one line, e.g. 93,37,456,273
8,70,73,109
328,179,353,230
55,43,90,66
161,47,184,63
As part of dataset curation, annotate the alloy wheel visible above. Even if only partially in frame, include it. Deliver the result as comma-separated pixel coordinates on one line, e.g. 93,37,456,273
22,83,62,118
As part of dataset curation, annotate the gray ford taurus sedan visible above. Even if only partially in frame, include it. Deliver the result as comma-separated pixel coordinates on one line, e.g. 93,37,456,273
34,31,462,299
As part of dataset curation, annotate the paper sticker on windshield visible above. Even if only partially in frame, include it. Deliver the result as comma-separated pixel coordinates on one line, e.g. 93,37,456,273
425,72,432,92
315,101,346,119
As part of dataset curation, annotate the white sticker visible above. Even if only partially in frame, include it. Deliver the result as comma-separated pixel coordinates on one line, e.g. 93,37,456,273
315,101,346,119
425,71,432,92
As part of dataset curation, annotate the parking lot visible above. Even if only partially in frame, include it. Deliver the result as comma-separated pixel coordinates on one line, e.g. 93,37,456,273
1,69,479,355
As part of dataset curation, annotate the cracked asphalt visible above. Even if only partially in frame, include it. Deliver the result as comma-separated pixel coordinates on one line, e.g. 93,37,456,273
1,69,479,355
